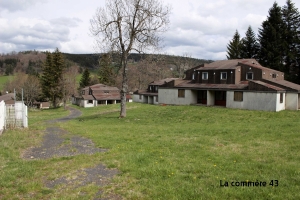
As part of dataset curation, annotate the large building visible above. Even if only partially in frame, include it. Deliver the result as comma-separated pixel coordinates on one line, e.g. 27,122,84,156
134,59,300,111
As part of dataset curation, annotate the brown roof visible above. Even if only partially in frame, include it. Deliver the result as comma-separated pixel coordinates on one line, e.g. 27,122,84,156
0,93,15,104
135,90,158,96
175,80,248,90
82,95,95,100
149,78,179,85
93,93,120,100
197,59,282,74
198,59,241,70
89,84,119,91
268,79,300,92
250,80,285,91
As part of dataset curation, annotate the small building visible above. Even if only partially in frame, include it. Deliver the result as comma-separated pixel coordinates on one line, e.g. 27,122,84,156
0,93,15,105
134,59,300,112
32,102,50,109
72,84,132,108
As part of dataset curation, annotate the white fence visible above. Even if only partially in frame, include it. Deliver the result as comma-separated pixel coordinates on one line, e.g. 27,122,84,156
0,100,5,134
0,101,28,134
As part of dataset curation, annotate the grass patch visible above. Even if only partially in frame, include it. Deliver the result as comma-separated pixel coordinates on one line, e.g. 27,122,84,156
0,75,14,92
1,103,300,199
60,103,300,199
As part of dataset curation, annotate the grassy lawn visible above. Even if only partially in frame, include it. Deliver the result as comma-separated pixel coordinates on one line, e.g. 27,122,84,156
1,103,300,199
0,75,14,92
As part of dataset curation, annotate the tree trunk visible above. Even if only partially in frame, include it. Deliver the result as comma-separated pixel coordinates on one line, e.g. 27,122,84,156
120,54,128,118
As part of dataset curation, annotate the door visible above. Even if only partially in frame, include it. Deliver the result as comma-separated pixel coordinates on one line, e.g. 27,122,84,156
215,91,226,106
197,90,207,104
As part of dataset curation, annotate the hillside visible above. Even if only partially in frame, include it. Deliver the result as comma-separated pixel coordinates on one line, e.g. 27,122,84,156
0,51,212,75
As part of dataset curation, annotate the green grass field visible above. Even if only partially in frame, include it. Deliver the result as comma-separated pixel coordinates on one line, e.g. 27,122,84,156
0,75,14,93
1,103,300,199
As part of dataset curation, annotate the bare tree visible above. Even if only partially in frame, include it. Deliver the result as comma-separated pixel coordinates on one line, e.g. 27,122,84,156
90,0,171,117
61,66,78,110
23,75,41,107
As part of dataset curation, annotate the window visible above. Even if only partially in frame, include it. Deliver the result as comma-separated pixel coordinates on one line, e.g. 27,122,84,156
178,89,185,98
82,90,85,95
234,91,243,101
246,72,253,80
220,72,227,80
156,96,158,102
104,91,109,93
139,95,142,100
155,86,158,92
89,90,92,95
202,72,208,80
88,100,93,104
272,73,277,78
280,93,283,103
149,86,152,92
192,73,195,80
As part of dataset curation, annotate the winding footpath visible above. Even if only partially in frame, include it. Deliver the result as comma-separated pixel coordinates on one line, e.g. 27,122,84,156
22,107,120,199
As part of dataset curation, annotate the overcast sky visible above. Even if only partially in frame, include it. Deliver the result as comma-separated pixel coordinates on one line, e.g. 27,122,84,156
0,0,296,60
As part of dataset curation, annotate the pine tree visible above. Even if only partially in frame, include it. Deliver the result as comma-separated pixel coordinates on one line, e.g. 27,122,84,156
282,0,300,83
226,30,242,59
98,53,116,86
258,2,286,71
79,68,91,88
240,26,260,59
41,48,65,108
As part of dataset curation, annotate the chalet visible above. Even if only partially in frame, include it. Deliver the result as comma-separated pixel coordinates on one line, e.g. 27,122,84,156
72,84,132,108
133,59,300,111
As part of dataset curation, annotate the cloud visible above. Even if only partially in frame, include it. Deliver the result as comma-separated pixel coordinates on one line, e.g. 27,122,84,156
50,17,82,27
0,0,47,12
0,17,70,52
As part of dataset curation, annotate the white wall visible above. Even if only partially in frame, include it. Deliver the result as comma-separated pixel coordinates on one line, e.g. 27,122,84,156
154,96,159,105
285,93,298,110
133,94,142,103
207,91,215,106
158,89,197,105
226,91,285,112
0,101,5,133
83,100,95,108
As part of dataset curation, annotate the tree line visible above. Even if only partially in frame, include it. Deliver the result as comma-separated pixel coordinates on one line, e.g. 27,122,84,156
226,0,300,83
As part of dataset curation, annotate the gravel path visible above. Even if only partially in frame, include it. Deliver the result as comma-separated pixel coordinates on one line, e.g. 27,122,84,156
22,106,121,199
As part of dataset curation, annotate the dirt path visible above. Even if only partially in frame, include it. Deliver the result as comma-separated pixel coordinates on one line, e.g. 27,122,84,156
22,106,120,199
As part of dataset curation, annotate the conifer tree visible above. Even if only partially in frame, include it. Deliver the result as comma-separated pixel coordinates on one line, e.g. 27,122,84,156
258,2,286,71
240,26,260,59
41,48,65,108
98,53,116,86
226,30,242,59
282,0,300,83
79,68,91,88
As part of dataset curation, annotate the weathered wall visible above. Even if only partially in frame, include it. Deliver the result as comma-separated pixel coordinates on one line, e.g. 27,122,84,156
226,91,285,111
83,100,95,108
285,93,298,110
0,101,5,133
158,89,197,105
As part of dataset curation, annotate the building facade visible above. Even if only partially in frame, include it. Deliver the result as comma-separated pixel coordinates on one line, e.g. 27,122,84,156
134,59,300,111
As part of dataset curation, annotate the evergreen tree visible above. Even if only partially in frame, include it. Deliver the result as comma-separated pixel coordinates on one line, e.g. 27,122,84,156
226,30,242,59
258,2,286,71
282,0,300,83
240,26,260,59
79,68,91,88
98,53,116,86
41,48,65,108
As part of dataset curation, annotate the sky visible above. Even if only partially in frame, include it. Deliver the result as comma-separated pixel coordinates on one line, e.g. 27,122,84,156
0,0,296,60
